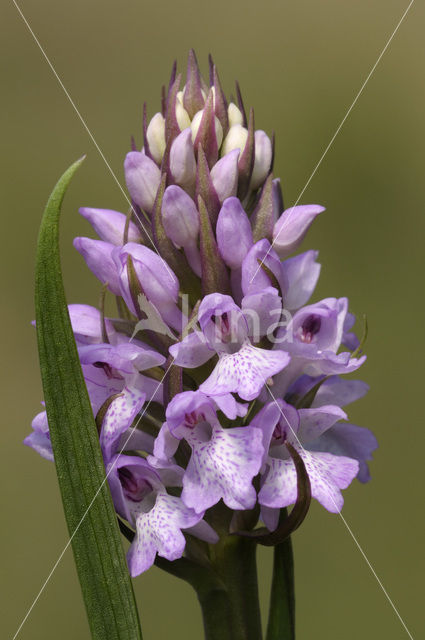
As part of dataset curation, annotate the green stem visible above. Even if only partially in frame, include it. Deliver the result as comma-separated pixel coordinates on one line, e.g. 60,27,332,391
266,536,295,640
206,535,263,640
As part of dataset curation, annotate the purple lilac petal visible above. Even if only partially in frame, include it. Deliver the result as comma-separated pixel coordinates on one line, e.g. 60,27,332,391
241,239,287,298
162,185,199,248
250,398,300,468
303,352,366,377
277,297,348,354
100,386,146,461
272,205,324,259
73,237,122,295
82,364,124,414
281,250,321,311
78,342,164,376
79,208,142,245
185,520,219,544
261,505,280,532
118,428,155,455
114,243,183,331
297,405,347,442
181,422,264,512
259,448,359,513
169,128,197,191
107,455,161,526
152,422,180,461
216,197,253,270
165,391,215,434
169,331,213,368
199,342,291,401
68,304,115,345
213,393,248,420
24,410,53,461
198,293,249,352
312,376,369,407
308,423,378,483
210,150,239,203
124,151,161,213
342,311,360,350
241,287,282,340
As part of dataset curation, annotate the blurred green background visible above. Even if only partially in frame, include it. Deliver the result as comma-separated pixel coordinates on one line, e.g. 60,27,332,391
2,0,424,638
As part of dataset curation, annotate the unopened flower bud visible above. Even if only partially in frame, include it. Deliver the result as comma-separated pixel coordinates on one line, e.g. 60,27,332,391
210,149,239,203
169,128,196,191
124,151,161,213
146,112,166,164
114,243,183,330
191,110,223,149
162,185,201,276
73,237,121,295
79,207,142,245
228,103,244,127
176,101,191,131
273,205,325,259
221,124,248,157
216,197,253,269
250,130,273,190
162,186,199,247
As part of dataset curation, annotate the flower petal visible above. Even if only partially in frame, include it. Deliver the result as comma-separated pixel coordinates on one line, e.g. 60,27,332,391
308,422,378,483
100,386,146,461
259,448,359,513
169,331,213,368
200,342,290,401
181,424,263,511
127,491,202,575
281,250,321,311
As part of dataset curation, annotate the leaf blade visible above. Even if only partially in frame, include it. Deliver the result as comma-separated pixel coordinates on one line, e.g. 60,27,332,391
35,158,143,640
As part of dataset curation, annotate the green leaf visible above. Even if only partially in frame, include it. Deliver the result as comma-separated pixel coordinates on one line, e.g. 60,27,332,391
35,158,143,640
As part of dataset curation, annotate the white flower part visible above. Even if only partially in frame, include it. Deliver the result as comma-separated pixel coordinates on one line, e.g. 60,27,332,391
127,491,201,575
258,448,359,514
228,102,244,127
190,110,223,148
181,423,264,512
176,101,191,131
146,113,166,164
221,124,248,157
250,130,273,190
199,340,290,401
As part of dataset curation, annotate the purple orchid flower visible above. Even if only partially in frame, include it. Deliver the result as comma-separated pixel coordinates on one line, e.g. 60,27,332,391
170,293,290,401
152,391,264,512
28,53,377,593
100,387,216,575
252,399,360,529
113,243,185,331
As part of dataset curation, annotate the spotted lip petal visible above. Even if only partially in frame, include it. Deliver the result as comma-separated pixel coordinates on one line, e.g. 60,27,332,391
199,341,291,401
163,390,264,512
259,447,359,514
181,422,264,512
127,490,204,576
